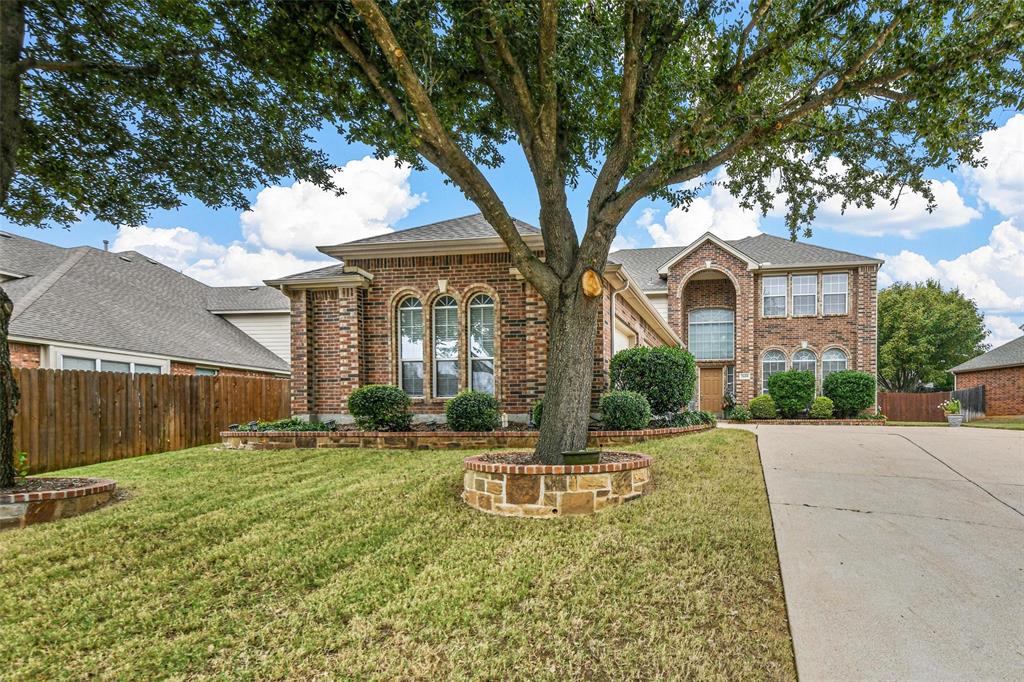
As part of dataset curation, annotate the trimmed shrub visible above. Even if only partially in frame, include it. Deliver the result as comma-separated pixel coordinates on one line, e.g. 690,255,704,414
531,399,544,428
610,346,697,415
767,370,816,418
808,396,834,419
600,390,652,431
347,384,413,431
822,370,876,417
253,417,332,432
730,405,752,422
749,395,778,419
445,390,501,431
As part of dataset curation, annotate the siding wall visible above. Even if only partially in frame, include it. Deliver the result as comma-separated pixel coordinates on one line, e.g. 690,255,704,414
220,313,291,364
647,293,668,322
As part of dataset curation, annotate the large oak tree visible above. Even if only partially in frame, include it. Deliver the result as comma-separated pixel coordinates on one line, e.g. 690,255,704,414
240,0,1021,461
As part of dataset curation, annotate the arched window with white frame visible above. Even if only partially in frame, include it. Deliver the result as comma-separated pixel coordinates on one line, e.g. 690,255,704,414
468,294,495,394
822,348,848,380
433,295,459,397
762,350,786,394
792,349,816,378
397,297,424,396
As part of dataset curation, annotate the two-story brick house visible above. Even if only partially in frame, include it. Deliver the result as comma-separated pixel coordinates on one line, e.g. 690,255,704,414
270,214,881,422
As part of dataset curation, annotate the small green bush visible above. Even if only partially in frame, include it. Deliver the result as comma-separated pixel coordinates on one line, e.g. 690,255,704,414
531,399,543,428
749,395,778,419
445,390,501,431
730,405,751,422
234,417,332,432
659,410,716,427
823,371,876,417
722,392,736,418
600,390,652,430
808,396,834,419
610,346,697,415
768,370,816,418
347,384,413,431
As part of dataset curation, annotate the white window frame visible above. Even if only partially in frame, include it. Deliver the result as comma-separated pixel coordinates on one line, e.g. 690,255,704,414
397,297,424,397
791,348,817,379
822,348,849,380
761,350,787,394
51,345,170,374
468,293,496,395
823,272,849,316
195,367,219,377
687,308,735,361
791,274,818,317
432,295,459,398
762,276,787,317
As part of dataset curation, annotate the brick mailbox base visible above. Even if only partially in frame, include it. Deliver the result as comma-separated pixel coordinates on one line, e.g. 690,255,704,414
0,479,116,531
463,453,653,518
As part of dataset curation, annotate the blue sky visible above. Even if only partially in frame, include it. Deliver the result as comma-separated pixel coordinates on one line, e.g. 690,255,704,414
3,111,1022,346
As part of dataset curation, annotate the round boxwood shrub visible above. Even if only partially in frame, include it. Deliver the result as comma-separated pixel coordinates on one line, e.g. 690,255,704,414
445,390,501,431
347,384,412,431
531,399,543,428
809,396,834,419
767,370,816,418
730,405,752,422
600,390,652,430
749,395,778,419
822,370,876,417
610,346,696,415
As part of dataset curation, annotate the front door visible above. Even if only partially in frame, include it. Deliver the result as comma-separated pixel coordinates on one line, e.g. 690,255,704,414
699,369,723,413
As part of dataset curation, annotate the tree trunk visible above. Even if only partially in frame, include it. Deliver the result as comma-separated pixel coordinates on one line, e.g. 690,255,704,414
533,283,602,464
0,0,25,210
0,287,18,488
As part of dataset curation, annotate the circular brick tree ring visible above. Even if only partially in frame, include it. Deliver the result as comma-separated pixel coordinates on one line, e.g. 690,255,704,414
463,452,652,518
0,478,117,530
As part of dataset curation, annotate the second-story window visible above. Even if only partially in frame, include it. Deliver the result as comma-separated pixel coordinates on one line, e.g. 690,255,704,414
433,296,459,397
398,297,424,396
468,294,495,394
762,276,787,317
823,273,849,315
792,274,817,316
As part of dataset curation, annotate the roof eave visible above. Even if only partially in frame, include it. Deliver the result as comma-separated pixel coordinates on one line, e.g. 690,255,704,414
755,259,883,271
209,308,290,315
950,360,1024,374
656,232,759,274
604,264,682,347
264,266,374,290
319,234,545,260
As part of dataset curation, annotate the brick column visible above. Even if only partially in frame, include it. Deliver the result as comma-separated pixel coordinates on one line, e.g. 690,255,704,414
289,289,312,416
733,271,756,405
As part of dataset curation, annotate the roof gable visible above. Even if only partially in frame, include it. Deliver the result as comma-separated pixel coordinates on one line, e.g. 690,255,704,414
656,232,759,275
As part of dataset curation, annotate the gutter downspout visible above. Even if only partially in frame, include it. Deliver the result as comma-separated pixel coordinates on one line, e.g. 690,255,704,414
608,277,630,357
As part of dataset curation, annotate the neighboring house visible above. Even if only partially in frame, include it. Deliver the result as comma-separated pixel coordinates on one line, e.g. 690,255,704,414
950,335,1024,416
2,231,290,377
270,214,881,422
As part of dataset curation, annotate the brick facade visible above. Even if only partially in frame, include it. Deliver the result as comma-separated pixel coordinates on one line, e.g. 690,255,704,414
955,366,1024,416
169,361,275,378
9,342,41,369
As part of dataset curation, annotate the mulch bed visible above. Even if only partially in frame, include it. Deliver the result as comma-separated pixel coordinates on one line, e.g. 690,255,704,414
0,478,97,495
476,451,644,466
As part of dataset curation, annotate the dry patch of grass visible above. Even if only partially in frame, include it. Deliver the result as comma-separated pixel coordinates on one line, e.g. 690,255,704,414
0,430,794,680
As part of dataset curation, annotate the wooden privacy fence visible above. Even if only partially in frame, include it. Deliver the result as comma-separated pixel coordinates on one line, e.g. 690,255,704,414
878,391,951,422
952,385,985,421
12,368,289,474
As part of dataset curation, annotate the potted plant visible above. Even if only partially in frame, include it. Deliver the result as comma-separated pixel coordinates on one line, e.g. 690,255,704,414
939,398,963,427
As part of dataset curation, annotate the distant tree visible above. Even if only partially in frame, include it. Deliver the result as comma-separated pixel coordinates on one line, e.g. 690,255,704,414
877,280,989,392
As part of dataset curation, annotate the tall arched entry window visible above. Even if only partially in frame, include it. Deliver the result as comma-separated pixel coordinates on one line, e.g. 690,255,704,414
468,294,495,394
433,296,459,397
397,297,424,396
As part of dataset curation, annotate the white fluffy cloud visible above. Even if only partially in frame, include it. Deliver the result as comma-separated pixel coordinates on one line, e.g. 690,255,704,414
640,173,766,246
965,114,1024,218
985,315,1023,348
877,219,1024,312
112,225,226,271
183,245,329,287
241,155,424,256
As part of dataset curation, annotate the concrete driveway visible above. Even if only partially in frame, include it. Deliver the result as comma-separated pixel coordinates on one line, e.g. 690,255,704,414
728,423,1024,681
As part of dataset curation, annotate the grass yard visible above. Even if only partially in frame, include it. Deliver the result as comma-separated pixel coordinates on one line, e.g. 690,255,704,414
0,430,794,680
964,415,1024,430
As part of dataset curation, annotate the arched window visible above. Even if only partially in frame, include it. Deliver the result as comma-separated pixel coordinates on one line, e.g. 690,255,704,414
792,349,816,377
822,348,848,379
433,296,459,397
688,308,734,360
397,297,424,396
468,294,495,394
762,350,786,394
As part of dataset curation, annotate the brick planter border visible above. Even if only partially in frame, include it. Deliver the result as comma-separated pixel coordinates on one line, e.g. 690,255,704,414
220,423,713,451
1,478,117,531
463,452,653,518
725,419,887,426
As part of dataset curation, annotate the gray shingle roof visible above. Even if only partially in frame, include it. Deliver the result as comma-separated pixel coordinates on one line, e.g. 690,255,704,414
332,213,540,246
206,286,288,312
1,232,290,373
950,336,1024,373
608,247,682,291
268,262,350,283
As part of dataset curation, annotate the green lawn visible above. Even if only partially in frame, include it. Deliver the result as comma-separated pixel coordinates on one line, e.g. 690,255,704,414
964,415,1024,430
0,430,794,680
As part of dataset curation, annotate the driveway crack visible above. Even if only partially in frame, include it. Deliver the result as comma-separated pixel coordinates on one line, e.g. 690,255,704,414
773,501,1024,530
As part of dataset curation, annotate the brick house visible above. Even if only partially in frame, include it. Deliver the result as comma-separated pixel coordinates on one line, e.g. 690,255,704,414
269,214,882,422
950,335,1024,416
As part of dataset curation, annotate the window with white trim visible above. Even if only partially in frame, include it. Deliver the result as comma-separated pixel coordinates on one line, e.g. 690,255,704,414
823,273,848,315
687,308,734,360
762,276,787,317
762,350,786,394
397,297,424,396
725,365,735,397
61,355,164,374
468,294,495,394
792,349,816,378
62,355,97,371
792,274,817,316
822,348,848,379
194,367,218,377
433,295,459,397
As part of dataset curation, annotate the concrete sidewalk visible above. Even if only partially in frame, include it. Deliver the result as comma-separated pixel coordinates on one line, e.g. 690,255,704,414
728,423,1024,681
